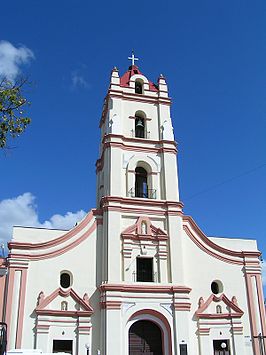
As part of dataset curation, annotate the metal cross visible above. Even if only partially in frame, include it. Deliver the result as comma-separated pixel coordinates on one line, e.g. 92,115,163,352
128,51,139,66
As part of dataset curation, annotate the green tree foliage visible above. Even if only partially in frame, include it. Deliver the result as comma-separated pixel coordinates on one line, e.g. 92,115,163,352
0,78,31,148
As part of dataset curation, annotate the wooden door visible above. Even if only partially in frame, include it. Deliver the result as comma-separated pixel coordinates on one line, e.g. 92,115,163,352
129,320,163,355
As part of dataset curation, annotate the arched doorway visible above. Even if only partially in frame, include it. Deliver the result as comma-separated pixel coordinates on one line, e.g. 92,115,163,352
129,320,163,355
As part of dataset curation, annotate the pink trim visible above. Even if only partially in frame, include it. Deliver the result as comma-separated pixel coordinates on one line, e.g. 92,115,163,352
245,273,260,355
129,309,172,355
8,211,94,250
255,274,266,348
100,134,177,149
0,260,6,321
16,268,28,348
256,274,266,325
102,206,183,217
232,326,243,332
36,287,94,315
96,135,178,172
119,65,158,92
198,327,210,334
100,301,122,310
121,216,168,242
108,92,171,106
198,313,242,319
129,115,152,121
5,268,15,349
101,196,183,209
9,222,97,260
196,294,244,318
100,283,191,294
173,303,191,311
36,309,92,317
99,92,171,127
102,141,177,155
183,217,260,265
184,216,261,259
36,325,50,329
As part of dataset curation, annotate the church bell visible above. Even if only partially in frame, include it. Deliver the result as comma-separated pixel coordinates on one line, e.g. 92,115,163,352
136,118,144,128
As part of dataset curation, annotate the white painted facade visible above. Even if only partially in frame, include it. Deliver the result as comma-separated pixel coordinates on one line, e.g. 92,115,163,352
0,62,265,355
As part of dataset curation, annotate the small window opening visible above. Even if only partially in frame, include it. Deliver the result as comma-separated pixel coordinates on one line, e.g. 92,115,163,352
135,80,143,94
141,221,147,234
211,280,223,294
61,301,68,311
216,305,222,314
135,167,148,198
135,116,145,138
137,257,153,282
60,272,71,288
53,340,73,354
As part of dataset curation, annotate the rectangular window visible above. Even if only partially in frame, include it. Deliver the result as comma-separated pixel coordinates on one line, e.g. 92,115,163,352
180,344,188,355
137,257,153,282
53,340,73,354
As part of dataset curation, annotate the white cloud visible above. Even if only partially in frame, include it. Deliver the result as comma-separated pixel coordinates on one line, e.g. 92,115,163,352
0,193,86,246
41,210,87,230
262,259,266,286
71,69,90,89
0,40,34,80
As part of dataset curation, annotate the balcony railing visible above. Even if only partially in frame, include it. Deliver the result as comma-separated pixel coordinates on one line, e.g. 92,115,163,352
131,129,150,139
128,188,156,199
132,271,158,282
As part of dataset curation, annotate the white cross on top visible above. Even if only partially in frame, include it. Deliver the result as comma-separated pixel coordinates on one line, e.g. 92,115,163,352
128,51,139,66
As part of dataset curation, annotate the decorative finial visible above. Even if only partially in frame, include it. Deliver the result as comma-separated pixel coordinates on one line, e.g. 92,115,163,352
128,51,139,66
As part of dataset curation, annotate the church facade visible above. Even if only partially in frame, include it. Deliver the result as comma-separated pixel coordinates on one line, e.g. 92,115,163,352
0,59,265,355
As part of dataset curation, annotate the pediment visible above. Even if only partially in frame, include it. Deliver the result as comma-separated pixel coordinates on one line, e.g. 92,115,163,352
35,288,93,317
121,217,168,241
195,294,244,319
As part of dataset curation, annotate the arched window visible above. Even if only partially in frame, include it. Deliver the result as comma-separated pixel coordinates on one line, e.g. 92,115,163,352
135,80,143,94
141,221,147,234
216,305,222,314
61,301,68,311
135,167,148,198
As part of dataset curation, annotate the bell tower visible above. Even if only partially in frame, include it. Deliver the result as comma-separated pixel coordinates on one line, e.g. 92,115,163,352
96,55,185,288
96,58,180,203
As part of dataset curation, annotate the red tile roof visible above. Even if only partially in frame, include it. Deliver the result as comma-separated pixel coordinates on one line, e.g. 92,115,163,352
120,65,158,92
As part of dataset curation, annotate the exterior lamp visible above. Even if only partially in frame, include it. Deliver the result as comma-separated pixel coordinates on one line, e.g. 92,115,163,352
85,343,90,355
221,342,226,355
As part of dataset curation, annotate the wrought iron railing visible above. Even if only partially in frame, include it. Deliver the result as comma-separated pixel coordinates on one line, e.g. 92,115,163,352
132,271,158,282
131,129,150,139
128,188,156,199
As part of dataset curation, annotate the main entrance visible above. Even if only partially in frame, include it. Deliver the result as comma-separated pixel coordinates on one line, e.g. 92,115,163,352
129,320,163,355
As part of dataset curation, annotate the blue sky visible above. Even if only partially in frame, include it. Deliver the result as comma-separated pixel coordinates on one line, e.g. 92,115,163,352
0,0,266,280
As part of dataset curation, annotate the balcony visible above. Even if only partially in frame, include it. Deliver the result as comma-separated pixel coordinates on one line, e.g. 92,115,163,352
128,188,156,199
132,271,158,283
131,129,150,139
